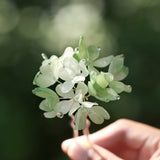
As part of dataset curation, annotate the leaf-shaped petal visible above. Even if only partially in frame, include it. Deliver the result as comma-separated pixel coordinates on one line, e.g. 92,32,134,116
60,47,74,61
68,103,80,116
54,101,79,115
75,107,86,130
76,82,88,96
81,101,98,108
58,67,75,81
87,45,100,61
108,55,124,74
94,55,114,68
88,65,99,74
34,56,60,88
46,96,59,109
94,88,118,102
44,111,56,118
87,106,110,124
63,57,80,75
72,76,85,83
103,72,114,82
109,81,132,93
73,53,80,62
32,87,57,98
102,88,118,101
56,84,74,98
88,82,97,96
90,71,97,84
61,81,74,93
33,71,57,88
79,60,89,77
78,36,87,60
74,93,83,103
96,74,108,89
113,66,129,81
39,99,51,111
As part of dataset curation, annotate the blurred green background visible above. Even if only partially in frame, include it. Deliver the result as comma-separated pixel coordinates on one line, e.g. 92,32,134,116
0,0,160,159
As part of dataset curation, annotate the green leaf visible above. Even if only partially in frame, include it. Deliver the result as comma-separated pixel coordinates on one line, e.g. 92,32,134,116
113,66,129,81
44,111,56,118
93,55,114,68
108,55,124,74
75,107,86,130
32,87,58,98
78,36,87,60
87,45,99,61
87,106,110,124
109,81,132,93
39,99,51,111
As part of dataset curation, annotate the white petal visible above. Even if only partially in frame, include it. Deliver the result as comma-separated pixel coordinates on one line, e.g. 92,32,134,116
61,81,74,93
39,100,51,111
63,57,81,76
54,100,78,114
68,103,80,115
74,93,83,103
60,47,74,60
35,57,60,87
79,60,89,77
56,84,74,98
81,102,98,108
72,76,85,83
58,67,74,81
44,111,56,118
76,82,88,96
34,71,57,88
93,56,114,68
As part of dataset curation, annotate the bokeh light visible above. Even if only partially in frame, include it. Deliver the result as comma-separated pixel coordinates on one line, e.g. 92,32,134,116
0,0,19,34
18,6,42,39
39,2,116,54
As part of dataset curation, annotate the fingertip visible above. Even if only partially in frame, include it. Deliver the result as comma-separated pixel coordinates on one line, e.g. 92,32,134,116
61,139,89,160
61,139,73,153
67,143,88,160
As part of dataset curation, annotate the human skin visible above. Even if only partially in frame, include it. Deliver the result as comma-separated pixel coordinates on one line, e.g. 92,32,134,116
61,119,160,160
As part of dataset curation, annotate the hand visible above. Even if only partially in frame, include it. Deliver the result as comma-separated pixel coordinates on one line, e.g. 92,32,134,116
61,119,160,160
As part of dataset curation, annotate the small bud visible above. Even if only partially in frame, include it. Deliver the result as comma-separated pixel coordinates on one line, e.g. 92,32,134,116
41,53,48,60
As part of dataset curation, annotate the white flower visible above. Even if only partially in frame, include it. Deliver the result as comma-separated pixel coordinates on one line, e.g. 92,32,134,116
58,47,89,93
33,55,61,88
54,82,97,116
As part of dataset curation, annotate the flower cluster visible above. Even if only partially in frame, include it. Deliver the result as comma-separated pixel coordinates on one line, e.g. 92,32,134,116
33,36,131,130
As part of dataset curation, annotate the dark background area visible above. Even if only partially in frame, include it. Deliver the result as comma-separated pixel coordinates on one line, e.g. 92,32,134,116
0,0,160,160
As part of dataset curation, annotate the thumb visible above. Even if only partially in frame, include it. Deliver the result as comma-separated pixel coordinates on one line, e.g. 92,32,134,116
61,139,123,160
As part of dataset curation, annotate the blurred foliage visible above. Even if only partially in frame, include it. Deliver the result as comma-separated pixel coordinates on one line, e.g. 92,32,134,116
0,0,160,159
